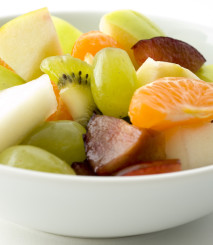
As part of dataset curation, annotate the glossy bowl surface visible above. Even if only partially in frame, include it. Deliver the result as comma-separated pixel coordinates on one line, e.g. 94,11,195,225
0,11,213,238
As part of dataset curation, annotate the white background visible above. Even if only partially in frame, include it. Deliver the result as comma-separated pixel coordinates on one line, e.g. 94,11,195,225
0,0,213,244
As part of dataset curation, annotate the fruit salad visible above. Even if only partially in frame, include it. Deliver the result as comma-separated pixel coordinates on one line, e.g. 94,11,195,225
0,8,213,176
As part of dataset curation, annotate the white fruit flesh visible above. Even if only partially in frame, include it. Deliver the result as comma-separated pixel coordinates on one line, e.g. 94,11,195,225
0,74,57,152
165,122,213,170
0,8,62,81
137,58,199,86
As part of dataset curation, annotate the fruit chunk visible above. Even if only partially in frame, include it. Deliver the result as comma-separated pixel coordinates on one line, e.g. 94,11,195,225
114,159,181,176
41,54,96,127
0,8,62,81
71,30,121,60
129,77,213,131
0,65,25,90
0,74,57,153
100,10,164,67
92,47,138,118
165,122,213,170
137,57,199,87
84,115,165,175
22,121,86,165
132,37,206,73
196,64,213,83
71,161,96,176
0,58,14,72
52,16,82,54
0,145,75,174
47,80,72,121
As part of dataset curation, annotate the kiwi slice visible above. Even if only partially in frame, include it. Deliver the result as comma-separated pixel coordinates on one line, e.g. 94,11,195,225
40,54,96,127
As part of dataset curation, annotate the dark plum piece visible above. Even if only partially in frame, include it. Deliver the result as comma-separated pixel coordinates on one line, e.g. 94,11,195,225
71,161,96,176
84,115,165,175
114,159,181,176
132,36,206,72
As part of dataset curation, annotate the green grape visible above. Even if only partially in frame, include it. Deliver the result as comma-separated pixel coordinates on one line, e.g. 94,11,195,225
92,47,138,118
0,65,24,90
0,145,75,174
22,120,86,164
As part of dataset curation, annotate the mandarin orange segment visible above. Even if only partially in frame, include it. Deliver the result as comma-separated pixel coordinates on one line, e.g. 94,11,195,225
71,30,121,60
47,81,72,121
0,58,14,72
129,77,213,130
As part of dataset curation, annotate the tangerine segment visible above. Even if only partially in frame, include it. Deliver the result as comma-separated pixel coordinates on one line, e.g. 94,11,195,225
0,58,14,72
129,77,213,130
71,30,121,60
47,81,72,121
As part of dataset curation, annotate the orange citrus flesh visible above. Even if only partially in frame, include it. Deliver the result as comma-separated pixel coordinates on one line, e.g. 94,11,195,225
71,30,121,60
129,77,213,131
0,58,15,72
47,81,72,121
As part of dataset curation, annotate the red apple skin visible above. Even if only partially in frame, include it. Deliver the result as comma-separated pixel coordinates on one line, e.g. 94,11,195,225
114,159,181,176
132,36,206,73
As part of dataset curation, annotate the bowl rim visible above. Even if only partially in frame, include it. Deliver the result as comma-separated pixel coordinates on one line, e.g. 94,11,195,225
0,163,213,184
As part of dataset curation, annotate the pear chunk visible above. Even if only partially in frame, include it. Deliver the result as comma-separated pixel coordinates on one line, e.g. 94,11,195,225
136,58,199,87
0,8,62,81
0,75,57,152
165,122,213,170
84,115,165,175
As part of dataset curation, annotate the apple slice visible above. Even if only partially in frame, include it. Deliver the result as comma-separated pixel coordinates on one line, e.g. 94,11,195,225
0,74,57,152
84,115,165,175
114,159,181,176
132,37,206,72
0,8,62,82
137,58,199,87
165,122,213,170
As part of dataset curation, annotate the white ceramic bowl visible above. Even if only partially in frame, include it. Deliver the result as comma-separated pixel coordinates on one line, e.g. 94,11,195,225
0,11,213,238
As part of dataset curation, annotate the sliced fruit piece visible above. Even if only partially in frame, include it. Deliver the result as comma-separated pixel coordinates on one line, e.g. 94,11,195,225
84,52,94,65
114,159,181,176
132,37,206,73
165,122,213,170
0,74,57,152
84,115,165,175
71,160,96,176
137,57,199,87
0,65,25,90
0,58,14,72
71,30,121,60
100,10,164,68
22,121,86,165
92,47,138,118
52,16,82,54
47,80,72,121
0,145,75,174
41,54,96,127
0,7,62,81
129,77,213,131
196,64,213,83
